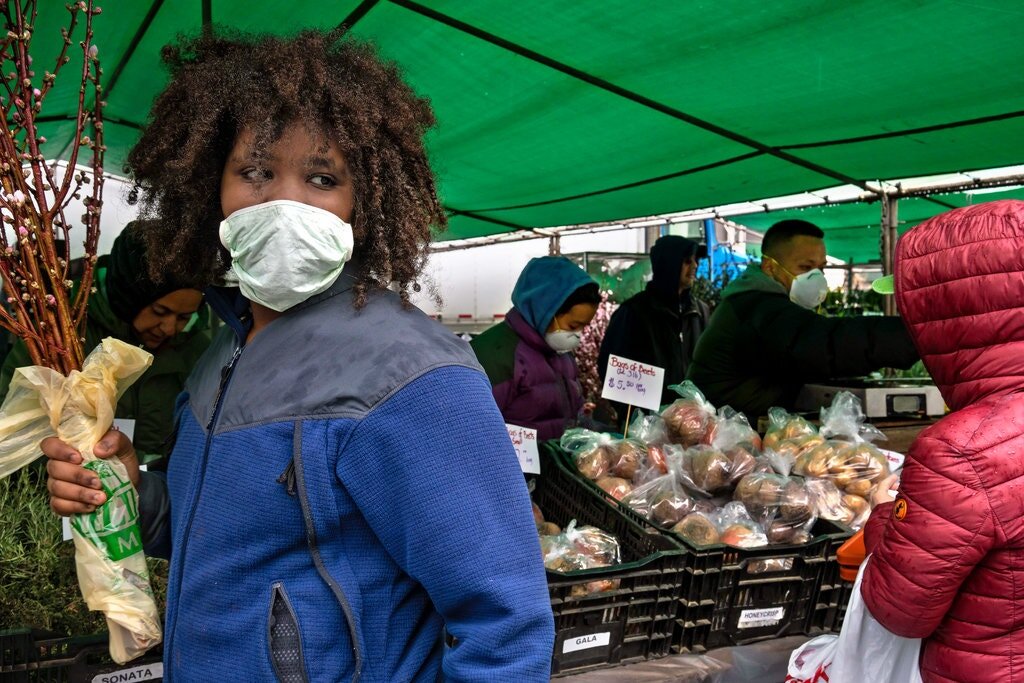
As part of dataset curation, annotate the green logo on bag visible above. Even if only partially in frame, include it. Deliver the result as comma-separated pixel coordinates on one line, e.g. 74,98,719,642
70,460,143,561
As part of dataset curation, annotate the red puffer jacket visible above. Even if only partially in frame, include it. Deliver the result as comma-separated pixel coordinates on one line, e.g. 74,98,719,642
862,199,1024,683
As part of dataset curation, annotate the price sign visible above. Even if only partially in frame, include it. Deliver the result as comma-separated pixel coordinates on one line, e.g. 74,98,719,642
506,424,540,474
601,354,665,412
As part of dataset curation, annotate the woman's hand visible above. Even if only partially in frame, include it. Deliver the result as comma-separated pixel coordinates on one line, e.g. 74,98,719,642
872,473,900,506
43,429,139,516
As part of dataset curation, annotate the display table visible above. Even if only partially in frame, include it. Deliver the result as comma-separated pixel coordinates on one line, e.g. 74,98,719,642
871,417,939,453
557,635,811,683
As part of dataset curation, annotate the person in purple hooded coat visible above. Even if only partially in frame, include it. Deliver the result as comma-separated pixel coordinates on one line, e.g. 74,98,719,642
471,256,600,441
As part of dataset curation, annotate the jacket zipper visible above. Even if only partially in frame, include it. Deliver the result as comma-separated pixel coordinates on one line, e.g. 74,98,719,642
164,344,243,675
292,423,364,682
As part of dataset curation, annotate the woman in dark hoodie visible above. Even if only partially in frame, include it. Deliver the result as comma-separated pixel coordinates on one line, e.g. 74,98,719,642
599,235,710,414
0,223,211,466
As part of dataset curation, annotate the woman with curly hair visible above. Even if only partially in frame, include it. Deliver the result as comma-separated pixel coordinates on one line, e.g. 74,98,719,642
43,29,554,682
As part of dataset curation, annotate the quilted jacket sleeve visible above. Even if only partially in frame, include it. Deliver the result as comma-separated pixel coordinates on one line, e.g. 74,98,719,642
860,434,997,638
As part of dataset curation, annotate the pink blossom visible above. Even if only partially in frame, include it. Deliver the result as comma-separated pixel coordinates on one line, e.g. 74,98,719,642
45,294,56,305
32,88,40,98
17,227,27,237
88,45,98,59
12,190,25,205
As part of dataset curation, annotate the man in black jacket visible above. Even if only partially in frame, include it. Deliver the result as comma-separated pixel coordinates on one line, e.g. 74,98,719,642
599,235,710,421
687,219,918,420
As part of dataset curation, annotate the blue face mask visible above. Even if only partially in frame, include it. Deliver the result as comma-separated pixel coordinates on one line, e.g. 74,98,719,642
219,200,354,312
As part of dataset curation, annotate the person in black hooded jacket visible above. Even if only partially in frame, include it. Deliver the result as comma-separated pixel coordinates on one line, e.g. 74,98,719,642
599,235,710,422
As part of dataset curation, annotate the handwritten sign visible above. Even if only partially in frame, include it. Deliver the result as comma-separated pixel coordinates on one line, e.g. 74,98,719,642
601,355,665,412
506,424,540,474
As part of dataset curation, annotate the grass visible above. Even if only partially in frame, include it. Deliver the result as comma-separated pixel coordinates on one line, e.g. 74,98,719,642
0,465,168,635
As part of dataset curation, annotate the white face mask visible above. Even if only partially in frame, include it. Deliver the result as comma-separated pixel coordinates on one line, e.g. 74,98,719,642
789,269,829,309
219,200,354,312
545,329,581,354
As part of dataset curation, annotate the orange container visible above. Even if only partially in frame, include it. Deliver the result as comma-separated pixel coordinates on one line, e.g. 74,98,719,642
837,529,866,582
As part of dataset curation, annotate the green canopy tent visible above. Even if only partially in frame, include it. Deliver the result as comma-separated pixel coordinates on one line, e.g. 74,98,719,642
25,0,1024,249
733,186,1024,264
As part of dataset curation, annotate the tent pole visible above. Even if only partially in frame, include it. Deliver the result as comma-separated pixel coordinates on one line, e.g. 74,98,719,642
881,195,899,316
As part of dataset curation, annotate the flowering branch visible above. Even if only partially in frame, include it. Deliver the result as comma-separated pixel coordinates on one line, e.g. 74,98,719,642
0,0,104,375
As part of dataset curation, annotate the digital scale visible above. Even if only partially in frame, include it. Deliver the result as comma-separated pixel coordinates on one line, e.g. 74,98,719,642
795,378,945,418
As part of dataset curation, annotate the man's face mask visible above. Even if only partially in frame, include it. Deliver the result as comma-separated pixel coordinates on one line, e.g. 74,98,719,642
767,257,828,309
219,200,354,312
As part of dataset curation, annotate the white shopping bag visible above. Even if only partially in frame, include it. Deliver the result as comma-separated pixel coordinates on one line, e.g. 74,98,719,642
785,633,838,683
786,557,923,683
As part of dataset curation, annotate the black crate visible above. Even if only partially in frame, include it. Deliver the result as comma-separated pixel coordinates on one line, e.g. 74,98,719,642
0,630,162,683
549,444,853,653
806,572,855,637
692,518,851,650
535,445,688,677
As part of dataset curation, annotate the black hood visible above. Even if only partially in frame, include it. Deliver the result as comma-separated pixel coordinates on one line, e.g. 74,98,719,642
107,221,194,324
649,235,703,301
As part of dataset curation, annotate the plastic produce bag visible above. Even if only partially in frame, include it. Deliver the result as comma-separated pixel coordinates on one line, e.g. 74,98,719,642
819,391,886,444
710,501,768,548
560,428,618,480
679,445,758,496
762,407,819,453
621,464,700,528
785,558,923,683
734,473,816,544
626,409,669,446
660,381,717,447
542,520,622,597
806,477,872,529
709,407,763,455
794,440,890,501
671,510,721,546
0,338,157,663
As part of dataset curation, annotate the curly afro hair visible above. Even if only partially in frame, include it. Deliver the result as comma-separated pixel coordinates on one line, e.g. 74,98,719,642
126,28,446,305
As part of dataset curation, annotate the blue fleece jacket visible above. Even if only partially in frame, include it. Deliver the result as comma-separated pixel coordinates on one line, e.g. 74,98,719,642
138,274,554,682
511,256,596,335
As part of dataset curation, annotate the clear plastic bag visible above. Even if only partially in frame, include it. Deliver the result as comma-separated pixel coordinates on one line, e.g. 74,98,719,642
806,478,871,529
709,407,763,454
542,520,622,597
793,440,890,501
608,439,647,480
621,466,699,528
560,428,618,480
635,441,684,485
762,407,819,453
671,510,721,546
710,501,769,548
734,473,816,544
595,476,634,500
0,338,158,663
678,445,757,495
819,391,886,444
626,410,670,446
660,381,717,447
